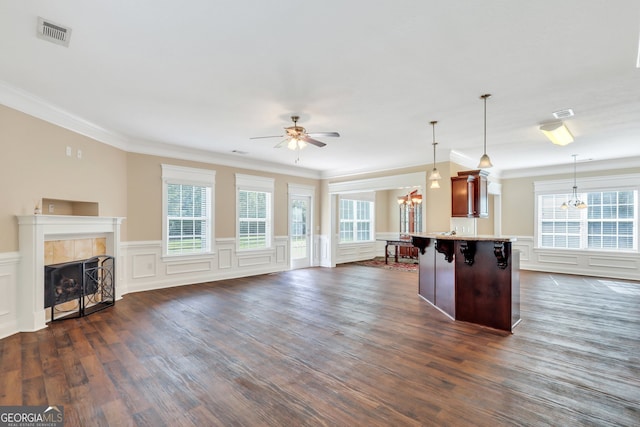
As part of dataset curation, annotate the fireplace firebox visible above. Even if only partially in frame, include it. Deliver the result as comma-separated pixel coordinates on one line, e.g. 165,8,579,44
44,256,115,321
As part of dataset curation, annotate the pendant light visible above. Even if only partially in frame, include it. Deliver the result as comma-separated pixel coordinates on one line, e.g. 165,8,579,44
477,94,493,169
429,120,442,189
560,154,587,209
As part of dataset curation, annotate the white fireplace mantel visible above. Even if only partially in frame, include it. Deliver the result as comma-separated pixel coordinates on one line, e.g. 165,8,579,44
17,215,124,332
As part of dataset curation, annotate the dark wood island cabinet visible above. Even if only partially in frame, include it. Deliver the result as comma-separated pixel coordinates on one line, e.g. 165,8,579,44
410,233,520,332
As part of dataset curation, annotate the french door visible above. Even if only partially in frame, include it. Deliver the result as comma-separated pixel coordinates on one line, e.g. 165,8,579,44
290,194,311,269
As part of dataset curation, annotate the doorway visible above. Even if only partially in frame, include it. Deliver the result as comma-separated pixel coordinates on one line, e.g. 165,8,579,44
289,184,315,269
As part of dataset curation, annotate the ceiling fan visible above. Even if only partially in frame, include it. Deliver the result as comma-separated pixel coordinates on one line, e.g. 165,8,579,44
250,115,340,150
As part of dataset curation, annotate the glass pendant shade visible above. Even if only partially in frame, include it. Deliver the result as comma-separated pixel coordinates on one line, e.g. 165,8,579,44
429,167,442,181
477,153,493,169
430,180,440,189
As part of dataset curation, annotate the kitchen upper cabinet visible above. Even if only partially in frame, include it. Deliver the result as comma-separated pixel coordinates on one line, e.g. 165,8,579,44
451,170,489,218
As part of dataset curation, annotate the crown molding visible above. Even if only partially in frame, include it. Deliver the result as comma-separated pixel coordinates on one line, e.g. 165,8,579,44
0,80,322,180
0,80,131,150
501,156,640,179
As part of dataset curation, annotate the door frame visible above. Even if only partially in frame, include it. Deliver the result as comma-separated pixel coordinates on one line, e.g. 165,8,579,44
288,184,315,269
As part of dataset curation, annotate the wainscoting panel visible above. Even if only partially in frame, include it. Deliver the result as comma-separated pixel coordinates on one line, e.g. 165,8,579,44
588,256,638,270
132,253,156,279
237,253,273,267
0,252,20,339
318,235,331,267
537,253,580,265
514,236,640,281
165,259,213,275
218,247,233,270
122,236,290,294
336,242,377,264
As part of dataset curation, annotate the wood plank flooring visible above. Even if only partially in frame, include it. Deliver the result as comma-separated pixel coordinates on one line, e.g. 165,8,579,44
1,266,639,426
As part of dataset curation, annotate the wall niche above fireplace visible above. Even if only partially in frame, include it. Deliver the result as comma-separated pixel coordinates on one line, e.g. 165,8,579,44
41,198,99,216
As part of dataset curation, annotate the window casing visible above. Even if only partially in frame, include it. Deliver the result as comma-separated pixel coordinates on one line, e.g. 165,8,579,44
535,175,638,252
162,165,215,257
339,197,374,243
236,174,274,251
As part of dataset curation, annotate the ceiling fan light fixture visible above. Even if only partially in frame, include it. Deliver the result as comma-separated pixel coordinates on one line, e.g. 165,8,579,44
477,94,494,169
540,121,574,146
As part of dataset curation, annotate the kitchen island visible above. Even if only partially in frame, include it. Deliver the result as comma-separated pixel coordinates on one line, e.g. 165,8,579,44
410,233,520,332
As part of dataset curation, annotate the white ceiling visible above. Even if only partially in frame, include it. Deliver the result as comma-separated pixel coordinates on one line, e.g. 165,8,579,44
1,1,639,179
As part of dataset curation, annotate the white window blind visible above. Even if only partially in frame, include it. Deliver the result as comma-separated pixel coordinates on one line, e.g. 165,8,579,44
162,165,215,256
236,174,274,251
535,174,638,252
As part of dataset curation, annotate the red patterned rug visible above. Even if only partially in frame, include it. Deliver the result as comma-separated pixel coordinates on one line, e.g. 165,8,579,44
353,257,418,272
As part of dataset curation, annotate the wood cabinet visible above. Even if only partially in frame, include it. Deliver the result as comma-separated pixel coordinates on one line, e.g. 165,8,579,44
411,234,521,332
451,170,489,218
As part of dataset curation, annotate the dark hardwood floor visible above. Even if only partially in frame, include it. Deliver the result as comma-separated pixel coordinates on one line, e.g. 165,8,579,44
1,265,639,426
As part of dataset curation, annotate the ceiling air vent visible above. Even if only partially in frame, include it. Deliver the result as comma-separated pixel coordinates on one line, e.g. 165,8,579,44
552,108,574,119
37,17,72,47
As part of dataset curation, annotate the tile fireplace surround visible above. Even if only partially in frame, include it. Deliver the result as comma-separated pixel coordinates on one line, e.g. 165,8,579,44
17,215,124,332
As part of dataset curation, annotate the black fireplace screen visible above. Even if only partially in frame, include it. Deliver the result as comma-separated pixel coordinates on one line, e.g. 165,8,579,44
44,255,115,321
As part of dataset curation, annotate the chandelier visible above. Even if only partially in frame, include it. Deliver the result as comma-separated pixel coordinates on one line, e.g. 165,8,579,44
561,154,587,209
397,190,422,206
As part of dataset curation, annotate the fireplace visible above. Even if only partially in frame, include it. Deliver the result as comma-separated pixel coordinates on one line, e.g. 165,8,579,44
44,256,115,321
17,215,124,332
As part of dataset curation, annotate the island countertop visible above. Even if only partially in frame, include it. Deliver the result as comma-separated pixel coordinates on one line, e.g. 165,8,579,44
410,232,521,332
409,232,517,243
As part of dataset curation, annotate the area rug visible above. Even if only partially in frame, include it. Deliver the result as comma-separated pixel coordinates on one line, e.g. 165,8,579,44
353,256,418,272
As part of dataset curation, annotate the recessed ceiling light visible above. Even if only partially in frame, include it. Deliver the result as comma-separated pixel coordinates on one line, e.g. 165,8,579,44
552,109,574,119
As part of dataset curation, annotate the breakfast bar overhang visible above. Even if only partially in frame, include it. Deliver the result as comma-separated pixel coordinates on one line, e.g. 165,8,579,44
410,233,521,332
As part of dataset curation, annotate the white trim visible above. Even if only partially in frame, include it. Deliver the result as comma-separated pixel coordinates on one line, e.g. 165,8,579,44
235,173,275,191
235,173,275,252
161,164,216,257
0,80,130,151
533,174,639,252
328,172,425,194
534,173,640,194
288,183,315,197
513,236,640,281
162,164,216,185
288,184,316,269
339,192,375,202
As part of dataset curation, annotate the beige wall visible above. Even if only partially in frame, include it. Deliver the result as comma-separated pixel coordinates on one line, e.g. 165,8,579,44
501,177,535,235
0,105,128,253
125,153,320,241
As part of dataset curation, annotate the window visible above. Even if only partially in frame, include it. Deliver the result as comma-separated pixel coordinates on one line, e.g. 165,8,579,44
339,196,374,243
535,175,638,252
236,174,274,251
162,165,215,256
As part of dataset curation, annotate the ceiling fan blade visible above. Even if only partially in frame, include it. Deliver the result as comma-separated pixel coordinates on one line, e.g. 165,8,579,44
307,132,340,138
274,138,289,148
249,135,284,140
300,135,326,148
